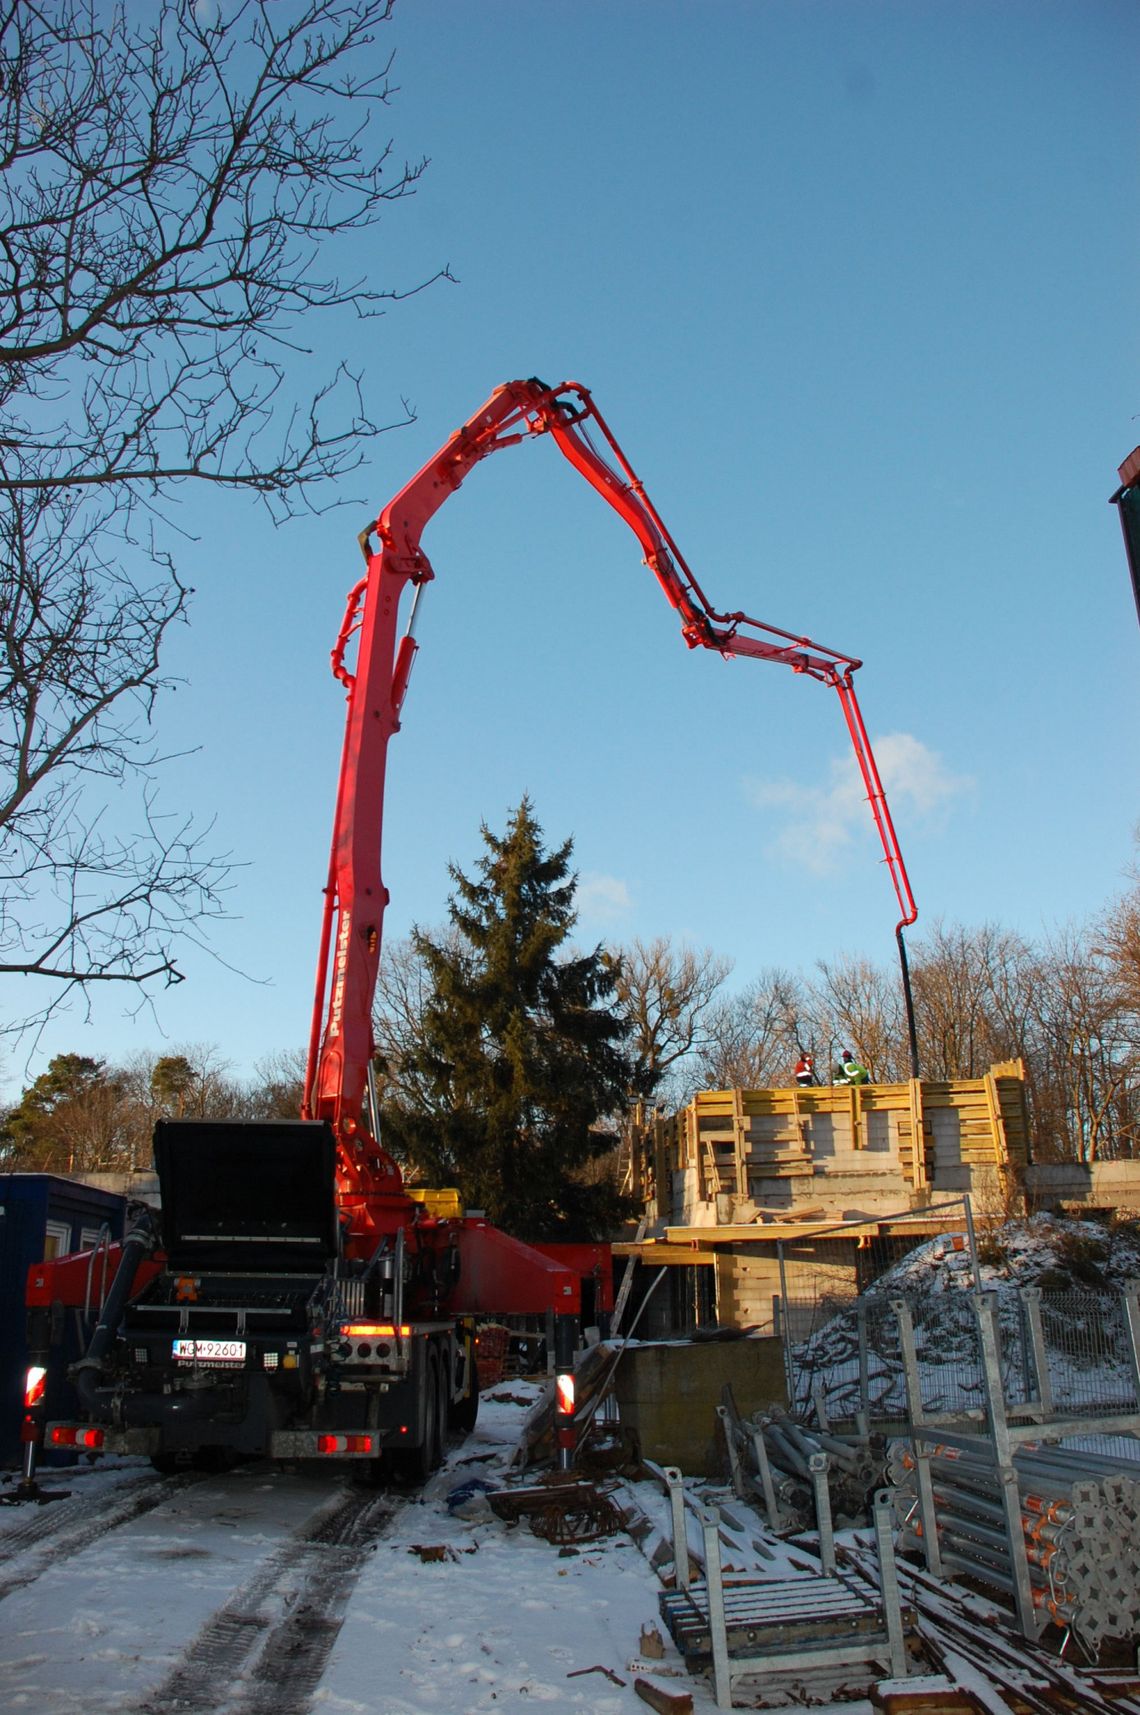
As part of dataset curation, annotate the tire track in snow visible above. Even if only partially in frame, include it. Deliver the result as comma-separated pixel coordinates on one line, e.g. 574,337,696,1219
0,1470,205,1602
138,1485,395,1715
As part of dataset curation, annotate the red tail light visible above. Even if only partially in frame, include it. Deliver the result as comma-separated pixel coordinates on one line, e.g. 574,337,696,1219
49,1425,105,1450
316,1433,374,1455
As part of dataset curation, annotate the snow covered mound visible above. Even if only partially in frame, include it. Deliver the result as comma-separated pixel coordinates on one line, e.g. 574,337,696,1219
867,1212,1140,1300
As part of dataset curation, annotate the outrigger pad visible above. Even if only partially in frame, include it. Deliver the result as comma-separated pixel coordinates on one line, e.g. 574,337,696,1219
153,1119,339,1270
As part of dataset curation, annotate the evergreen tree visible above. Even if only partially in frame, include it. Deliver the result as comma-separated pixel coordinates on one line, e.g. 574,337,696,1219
1,1053,122,1172
379,799,634,1239
151,1056,196,1118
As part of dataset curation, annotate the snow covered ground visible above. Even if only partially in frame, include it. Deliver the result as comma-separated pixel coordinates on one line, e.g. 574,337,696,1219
2,1385,851,1715
2,1371,1133,1714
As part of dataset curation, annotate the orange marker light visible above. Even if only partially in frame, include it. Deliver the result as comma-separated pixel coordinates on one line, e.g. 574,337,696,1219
339,1324,411,1339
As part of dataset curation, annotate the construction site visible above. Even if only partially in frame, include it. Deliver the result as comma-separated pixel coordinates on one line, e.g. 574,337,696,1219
7,409,1139,1715
1,9,1136,1713
618,1057,1140,1337
6,364,1139,1712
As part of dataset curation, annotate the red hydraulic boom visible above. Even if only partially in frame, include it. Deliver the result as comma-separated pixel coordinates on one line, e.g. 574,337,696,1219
14,376,917,1497
303,378,920,1203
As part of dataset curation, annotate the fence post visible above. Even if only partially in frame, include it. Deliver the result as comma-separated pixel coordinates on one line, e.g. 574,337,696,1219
716,1404,746,1501
891,1298,925,1429
857,1297,870,1430
1123,1286,1140,1409
750,1422,783,1529
873,1489,910,1680
1015,1290,1033,1409
973,1291,1039,1639
809,1450,836,1575
811,1379,832,1434
892,1297,942,1578
664,1465,690,1591
701,1505,733,1710
1019,1287,1053,1421
777,1240,796,1409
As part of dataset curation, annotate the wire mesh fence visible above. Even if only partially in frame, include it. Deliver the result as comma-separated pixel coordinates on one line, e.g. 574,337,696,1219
1038,1289,1138,1414
783,1285,1139,1428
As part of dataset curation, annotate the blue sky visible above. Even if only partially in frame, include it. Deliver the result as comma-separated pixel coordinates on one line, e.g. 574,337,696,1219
7,0,1138,1091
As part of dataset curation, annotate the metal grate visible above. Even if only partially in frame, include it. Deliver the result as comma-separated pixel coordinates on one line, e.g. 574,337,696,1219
661,1574,882,1659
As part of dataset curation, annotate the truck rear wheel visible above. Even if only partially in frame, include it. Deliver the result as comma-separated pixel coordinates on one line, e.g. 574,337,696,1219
434,1346,450,1460
396,1348,441,1482
450,1358,479,1435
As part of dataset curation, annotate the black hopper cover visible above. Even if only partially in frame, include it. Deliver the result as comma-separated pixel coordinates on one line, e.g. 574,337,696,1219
153,1120,339,1271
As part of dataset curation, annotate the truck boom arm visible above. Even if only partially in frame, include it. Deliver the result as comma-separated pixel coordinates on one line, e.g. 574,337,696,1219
303,378,918,1192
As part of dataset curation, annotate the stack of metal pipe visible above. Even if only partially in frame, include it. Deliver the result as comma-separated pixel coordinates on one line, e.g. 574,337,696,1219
887,1436,1140,1649
758,1414,885,1525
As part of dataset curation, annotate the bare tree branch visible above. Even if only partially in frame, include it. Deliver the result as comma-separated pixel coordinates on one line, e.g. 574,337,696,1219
0,0,440,1033
606,935,732,1103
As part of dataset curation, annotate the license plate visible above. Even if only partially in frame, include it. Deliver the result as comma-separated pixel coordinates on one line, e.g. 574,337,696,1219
172,1338,246,1366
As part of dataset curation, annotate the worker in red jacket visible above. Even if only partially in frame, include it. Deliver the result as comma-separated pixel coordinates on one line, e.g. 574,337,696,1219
793,1051,815,1086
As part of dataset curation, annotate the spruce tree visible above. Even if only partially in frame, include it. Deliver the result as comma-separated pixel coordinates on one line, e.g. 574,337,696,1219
379,798,633,1239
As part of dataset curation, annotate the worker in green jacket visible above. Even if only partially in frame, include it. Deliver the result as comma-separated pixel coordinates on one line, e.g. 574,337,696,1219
837,1049,870,1086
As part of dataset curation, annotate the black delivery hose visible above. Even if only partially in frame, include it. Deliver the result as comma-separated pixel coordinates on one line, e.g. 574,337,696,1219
72,1211,157,1411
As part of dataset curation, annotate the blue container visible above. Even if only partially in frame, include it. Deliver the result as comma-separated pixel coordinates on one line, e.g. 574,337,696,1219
0,1175,127,1465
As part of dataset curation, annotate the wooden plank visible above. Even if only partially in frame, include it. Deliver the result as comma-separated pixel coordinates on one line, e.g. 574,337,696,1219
733,1087,747,1197
980,1070,1008,1166
611,1242,720,1265
910,1075,927,1191
634,1678,693,1715
850,1084,863,1150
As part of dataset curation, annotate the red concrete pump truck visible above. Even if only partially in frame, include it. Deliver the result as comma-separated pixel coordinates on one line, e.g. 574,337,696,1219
19,378,916,1492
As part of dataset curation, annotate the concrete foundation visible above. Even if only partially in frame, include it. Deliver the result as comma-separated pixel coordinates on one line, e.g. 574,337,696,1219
612,1337,787,1476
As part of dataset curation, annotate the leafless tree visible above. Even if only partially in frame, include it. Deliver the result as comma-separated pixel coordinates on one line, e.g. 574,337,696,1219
245,1046,307,1118
696,967,804,1091
909,920,1035,1079
371,930,459,1138
808,953,905,1081
1030,924,1138,1163
1100,870,1140,1018
605,935,732,1102
0,0,443,1033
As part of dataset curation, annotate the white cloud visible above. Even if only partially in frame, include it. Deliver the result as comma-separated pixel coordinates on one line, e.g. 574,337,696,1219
746,732,972,875
577,871,633,923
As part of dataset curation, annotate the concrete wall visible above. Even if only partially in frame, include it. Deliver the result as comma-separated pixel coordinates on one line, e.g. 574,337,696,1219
612,1337,787,1476
76,1170,161,1206
715,1250,785,1330
1027,1160,1140,1214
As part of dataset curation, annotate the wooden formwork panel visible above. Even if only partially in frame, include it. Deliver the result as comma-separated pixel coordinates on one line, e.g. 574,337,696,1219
634,1063,1031,1213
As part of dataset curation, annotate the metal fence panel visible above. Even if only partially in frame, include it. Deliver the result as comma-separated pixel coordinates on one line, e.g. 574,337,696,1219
784,1286,1139,1427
